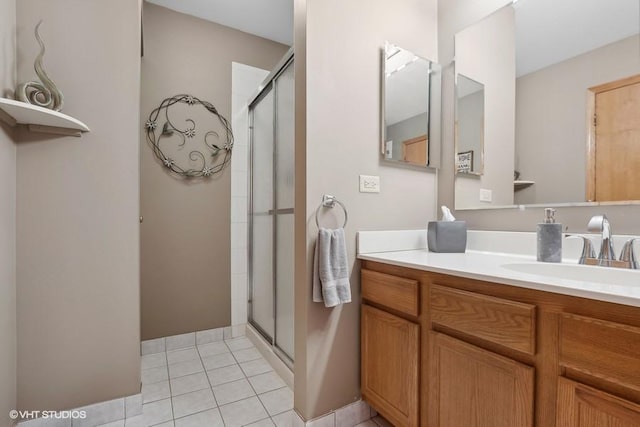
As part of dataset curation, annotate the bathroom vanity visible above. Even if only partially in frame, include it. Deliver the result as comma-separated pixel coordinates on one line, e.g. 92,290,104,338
358,232,640,427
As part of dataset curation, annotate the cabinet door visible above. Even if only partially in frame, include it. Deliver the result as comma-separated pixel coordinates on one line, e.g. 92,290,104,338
557,377,640,426
429,332,534,427
361,304,419,427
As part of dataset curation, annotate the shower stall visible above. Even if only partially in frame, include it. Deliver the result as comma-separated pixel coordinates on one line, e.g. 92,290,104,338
248,52,294,366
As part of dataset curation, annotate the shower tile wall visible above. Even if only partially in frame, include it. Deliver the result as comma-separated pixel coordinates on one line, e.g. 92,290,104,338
231,63,270,326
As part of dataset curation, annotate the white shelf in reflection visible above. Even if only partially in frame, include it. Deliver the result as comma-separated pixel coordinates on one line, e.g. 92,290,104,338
514,180,535,191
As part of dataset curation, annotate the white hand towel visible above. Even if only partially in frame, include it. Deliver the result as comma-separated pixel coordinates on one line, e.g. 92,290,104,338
312,228,351,308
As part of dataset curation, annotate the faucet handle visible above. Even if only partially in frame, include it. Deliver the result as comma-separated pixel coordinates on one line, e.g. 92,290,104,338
565,234,596,264
620,238,639,269
587,214,607,232
587,214,616,264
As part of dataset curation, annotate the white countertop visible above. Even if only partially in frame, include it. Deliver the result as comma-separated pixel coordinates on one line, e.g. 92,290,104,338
357,230,640,308
359,250,640,307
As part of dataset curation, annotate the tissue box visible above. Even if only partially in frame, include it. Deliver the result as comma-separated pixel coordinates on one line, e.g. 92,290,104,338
427,221,467,253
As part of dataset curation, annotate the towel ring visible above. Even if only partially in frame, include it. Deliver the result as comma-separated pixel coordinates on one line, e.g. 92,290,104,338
315,194,348,229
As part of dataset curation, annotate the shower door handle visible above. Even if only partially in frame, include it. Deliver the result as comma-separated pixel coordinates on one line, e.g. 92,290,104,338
266,208,294,215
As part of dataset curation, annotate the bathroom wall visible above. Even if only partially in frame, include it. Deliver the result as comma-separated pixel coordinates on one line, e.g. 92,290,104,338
295,0,438,419
140,3,288,339
456,91,483,173
439,0,640,234
16,0,142,411
453,6,515,209
515,34,640,205
0,0,16,425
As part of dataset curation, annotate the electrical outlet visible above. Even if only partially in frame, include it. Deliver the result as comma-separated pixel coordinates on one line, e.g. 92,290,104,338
359,175,380,193
479,188,492,202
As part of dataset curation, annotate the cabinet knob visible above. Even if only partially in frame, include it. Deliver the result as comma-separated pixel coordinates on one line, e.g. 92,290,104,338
139,215,143,223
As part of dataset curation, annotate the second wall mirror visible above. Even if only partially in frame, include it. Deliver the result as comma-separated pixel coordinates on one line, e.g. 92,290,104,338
453,0,640,210
456,74,485,176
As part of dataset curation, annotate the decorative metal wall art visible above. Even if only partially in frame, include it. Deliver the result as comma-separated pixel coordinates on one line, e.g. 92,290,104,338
145,94,233,178
16,20,64,111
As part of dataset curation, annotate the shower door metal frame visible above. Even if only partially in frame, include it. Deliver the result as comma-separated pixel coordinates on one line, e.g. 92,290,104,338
247,49,294,368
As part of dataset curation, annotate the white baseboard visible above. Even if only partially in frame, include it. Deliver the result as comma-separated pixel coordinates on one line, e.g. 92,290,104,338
294,399,377,427
17,393,142,427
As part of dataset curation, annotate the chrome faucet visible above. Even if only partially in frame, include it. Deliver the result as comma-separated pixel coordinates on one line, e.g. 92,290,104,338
565,235,596,264
620,238,638,269
587,215,616,267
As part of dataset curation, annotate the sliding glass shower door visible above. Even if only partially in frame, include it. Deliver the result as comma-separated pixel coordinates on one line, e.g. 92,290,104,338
249,55,294,364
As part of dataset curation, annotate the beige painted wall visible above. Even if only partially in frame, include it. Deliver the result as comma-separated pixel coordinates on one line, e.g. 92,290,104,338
515,34,640,205
140,3,288,340
295,0,438,419
454,6,515,209
439,0,640,234
0,0,16,425
16,0,142,410
456,90,483,172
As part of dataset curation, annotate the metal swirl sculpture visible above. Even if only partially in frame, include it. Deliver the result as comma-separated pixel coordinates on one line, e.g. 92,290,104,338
16,20,64,111
145,95,233,179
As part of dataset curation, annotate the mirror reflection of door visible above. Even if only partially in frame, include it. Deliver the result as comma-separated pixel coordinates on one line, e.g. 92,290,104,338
402,135,428,164
587,74,640,202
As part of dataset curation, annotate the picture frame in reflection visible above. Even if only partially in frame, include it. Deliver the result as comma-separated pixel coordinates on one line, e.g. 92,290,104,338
457,150,474,173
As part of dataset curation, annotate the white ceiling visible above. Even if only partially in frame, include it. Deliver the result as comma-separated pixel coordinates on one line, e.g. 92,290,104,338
515,0,640,76
385,47,431,125
146,0,294,46
457,74,483,98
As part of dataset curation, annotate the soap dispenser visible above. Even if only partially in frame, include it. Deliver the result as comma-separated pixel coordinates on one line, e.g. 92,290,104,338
537,208,562,263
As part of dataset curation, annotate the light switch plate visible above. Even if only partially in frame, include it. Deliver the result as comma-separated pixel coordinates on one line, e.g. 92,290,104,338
359,175,380,193
479,188,492,202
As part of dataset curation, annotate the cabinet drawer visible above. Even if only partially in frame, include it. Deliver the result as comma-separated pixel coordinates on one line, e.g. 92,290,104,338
560,313,640,393
429,285,536,355
361,269,419,316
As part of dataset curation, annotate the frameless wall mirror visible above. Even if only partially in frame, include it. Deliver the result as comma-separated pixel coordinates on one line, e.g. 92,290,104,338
453,0,640,210
381,42,442,168
455,74,485,176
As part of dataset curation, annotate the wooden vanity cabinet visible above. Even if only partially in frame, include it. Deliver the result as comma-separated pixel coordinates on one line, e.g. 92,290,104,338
360,260,640,427
429,332,534,427
361,270,420,427
428,282,536,426
556,377,640,426
361,305,419,427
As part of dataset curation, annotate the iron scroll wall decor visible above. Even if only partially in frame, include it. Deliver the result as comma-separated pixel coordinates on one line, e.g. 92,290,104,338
145,94,233,178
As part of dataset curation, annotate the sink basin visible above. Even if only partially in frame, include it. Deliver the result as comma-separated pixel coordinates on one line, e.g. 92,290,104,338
501,262,640,286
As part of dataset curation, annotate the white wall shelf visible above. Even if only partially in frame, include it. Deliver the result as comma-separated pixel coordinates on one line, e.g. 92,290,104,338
514,180,535,191
0,97,89,137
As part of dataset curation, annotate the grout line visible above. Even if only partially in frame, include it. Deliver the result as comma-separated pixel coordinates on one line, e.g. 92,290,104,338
251,417,274,426
170,406,221,425
226,339,274,421
199,341,224,427
167,375,210,399
164,351,176,423
140,333,268,426
143,354,242,385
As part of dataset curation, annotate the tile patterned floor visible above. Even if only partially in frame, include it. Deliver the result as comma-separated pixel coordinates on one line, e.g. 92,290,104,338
105,336,294,427
358,416,392,427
